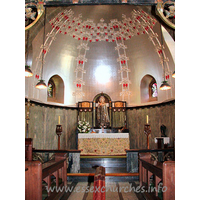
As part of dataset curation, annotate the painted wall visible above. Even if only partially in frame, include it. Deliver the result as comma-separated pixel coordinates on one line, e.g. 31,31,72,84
25,5,175,107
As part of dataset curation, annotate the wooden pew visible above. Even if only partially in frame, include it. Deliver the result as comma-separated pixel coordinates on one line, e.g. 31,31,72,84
25,156,67,200
42,156,67,199
25,161,42,200
25,139,68,200
93,166,106,200
139,153,175,200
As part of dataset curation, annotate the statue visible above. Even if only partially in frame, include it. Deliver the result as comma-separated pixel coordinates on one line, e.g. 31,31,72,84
97,96,110,128
160,124,167,137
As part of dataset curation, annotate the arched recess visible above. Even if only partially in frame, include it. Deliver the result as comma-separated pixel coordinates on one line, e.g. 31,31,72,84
140,75,158,103
93,93,112,128
47,75,64,104
93,92,112,104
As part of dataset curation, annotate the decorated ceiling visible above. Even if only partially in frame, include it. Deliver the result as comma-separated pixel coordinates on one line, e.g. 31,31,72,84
25,5,175,106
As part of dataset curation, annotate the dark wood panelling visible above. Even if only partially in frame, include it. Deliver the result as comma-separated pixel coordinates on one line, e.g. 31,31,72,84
127,101,175,149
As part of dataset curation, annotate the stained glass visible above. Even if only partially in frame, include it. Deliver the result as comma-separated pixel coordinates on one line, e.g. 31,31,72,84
47,83,53,97
152,83,158,97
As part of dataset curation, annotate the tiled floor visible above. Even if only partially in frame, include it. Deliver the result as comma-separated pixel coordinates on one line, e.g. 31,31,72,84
61,181,143,200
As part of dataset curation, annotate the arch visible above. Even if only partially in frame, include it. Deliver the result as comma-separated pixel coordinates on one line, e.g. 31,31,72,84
93,92,111,103
140,74,158,103
47,74,64,104
93,93,111,128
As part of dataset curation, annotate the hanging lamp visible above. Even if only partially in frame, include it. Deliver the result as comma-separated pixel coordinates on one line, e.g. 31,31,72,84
25,30,33,77
35,7,47,89
159,25,171,91
25,65,33,77
172,71,175,78
160,80,171,90
36,80,47,89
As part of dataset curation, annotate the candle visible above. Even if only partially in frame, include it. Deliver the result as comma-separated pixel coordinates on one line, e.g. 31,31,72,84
146,115,149,124
58,116,60,124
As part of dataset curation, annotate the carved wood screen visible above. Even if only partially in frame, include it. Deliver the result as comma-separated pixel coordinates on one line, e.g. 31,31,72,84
112,101,126,128
78,97,127,129
78,101,93,127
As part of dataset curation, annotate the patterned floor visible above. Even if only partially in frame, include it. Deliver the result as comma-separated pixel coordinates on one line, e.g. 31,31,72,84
61,181,143,200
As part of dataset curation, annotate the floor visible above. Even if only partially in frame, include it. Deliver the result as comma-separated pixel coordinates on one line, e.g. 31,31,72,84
60,181,145,200
60,156,145,199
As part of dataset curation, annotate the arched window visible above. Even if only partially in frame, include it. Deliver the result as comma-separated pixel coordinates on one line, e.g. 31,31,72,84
149,80,158,100
47,80,55,98
47,75,64,104
140,75,158,103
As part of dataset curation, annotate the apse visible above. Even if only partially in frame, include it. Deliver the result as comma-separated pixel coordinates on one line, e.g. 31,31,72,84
25,4,175,199
27,5,175,106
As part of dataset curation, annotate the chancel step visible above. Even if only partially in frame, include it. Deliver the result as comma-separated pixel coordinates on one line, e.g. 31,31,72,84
67,173,139,176
80,157,127,174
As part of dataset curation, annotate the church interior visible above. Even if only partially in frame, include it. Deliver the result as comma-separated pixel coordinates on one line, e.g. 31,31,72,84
24,0,177,199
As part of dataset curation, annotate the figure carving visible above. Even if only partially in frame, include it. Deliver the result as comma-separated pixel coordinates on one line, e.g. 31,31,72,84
97,96,110,128
160,124,167,137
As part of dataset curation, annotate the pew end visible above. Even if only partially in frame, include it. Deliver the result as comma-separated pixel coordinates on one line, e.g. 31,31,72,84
139,153,175,200
25,161,42,200
163,161,175,200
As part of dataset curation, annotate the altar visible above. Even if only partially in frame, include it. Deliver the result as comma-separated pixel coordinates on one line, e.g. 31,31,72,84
78,133,130,155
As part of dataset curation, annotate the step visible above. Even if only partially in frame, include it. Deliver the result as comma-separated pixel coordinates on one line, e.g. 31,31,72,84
67,173,139,176
80,157,127,168
80,167,127,173
67,173,139,182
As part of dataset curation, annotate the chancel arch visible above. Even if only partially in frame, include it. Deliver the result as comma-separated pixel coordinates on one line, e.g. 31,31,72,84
47,74,64,104
140,74,158,103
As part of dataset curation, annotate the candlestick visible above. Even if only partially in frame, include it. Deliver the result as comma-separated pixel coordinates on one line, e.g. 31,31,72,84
146,115,149,124
56,124,62,150
58,116,60,124
144,124,151,149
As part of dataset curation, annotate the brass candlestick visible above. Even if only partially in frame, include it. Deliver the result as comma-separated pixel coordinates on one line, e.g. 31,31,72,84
144,124,151,149
56,125,62,150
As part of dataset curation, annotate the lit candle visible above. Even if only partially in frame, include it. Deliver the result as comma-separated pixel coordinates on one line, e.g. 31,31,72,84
146,115,149,124
58,116,60,124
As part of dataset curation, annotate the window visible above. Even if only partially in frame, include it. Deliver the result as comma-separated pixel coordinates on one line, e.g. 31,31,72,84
151,83,158,98
47,80,55,98
47,75,64,104
140,75,158,103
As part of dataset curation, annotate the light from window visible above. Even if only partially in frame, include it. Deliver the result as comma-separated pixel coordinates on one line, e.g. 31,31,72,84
151,83,158,97
47,83,53,97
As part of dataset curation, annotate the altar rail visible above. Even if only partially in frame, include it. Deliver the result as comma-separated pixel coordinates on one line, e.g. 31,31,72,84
139,153,175,200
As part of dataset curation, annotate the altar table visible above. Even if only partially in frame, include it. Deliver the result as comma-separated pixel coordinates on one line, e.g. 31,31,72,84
78,133,130,155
